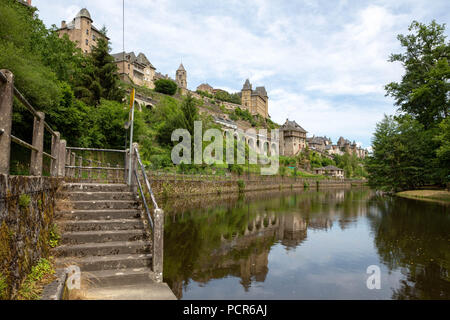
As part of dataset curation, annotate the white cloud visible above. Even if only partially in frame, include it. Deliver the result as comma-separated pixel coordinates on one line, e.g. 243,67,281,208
33,0,449,147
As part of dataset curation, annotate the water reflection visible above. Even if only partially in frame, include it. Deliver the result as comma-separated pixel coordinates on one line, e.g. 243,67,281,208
163,188,450,300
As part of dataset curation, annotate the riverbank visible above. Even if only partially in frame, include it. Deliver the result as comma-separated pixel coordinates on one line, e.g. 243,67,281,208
396,190,450,204
146,172,367,203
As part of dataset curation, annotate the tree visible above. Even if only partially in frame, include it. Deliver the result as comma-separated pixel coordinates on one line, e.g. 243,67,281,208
366,115,437,191
154,79,178,95
434,117,450,184
385,20,449,128
90,37,124,103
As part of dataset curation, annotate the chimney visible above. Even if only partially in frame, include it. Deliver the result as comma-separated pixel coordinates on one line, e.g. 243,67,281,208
61,20,66,28
27,0,31,5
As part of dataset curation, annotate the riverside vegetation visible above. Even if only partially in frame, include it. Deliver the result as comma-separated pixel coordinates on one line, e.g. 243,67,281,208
366,21,450,193
0,0,368,179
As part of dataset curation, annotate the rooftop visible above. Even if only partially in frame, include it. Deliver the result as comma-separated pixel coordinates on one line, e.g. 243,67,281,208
281,119,307,133
111,52,155,69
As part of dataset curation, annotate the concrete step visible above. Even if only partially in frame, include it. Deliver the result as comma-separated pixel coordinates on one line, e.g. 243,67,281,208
63,183,130,193
59,192,135,201
82,268,156,288
83,282,177,300
56,209,141,221
57,253,152,272
61,229,148,245
53,240,151,257
71,200,139,210
63,219,144,232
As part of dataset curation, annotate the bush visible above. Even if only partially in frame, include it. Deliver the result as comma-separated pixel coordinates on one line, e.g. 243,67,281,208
237,180,245,192
154,79,178,95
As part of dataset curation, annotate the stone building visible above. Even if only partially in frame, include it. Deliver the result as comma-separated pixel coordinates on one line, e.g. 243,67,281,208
335,137,368,159
111,52,156,88
314,165,345,179
307,136,332,152
57,8,107,54
176,63,188,95
240,79,269,118
196,83,215,95
279,119,307,157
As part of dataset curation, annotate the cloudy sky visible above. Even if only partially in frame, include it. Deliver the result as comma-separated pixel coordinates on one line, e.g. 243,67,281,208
33,0,449,148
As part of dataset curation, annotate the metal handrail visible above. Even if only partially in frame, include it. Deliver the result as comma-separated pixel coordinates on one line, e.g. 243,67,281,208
134,146,159,210
134,170,153,229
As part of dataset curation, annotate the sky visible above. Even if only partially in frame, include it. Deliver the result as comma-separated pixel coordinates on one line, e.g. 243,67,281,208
33,0,449,148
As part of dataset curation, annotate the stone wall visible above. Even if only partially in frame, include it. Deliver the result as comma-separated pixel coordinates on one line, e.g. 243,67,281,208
0,174,61,299
146,173,365,203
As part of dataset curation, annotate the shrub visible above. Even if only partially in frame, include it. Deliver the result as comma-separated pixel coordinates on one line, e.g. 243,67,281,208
18,194,30,209
154,79,178,95
237,180,245,193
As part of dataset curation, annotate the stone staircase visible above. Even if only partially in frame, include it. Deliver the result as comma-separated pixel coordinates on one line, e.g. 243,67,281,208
53,182,176,300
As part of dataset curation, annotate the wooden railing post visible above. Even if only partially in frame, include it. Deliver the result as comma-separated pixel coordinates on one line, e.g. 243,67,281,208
30,111,45,176
70,152,76,178
50,132,60,177
78,156,83,178
58,140,66,177
88,159,92,180
153,208,164,283
0,70,14,175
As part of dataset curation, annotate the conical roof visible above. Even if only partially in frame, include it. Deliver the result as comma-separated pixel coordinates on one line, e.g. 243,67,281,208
177,63,186,72
76,8,92,20
242,79,251,90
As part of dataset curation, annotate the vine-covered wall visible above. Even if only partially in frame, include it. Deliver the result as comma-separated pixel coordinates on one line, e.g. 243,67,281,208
0,174,61,299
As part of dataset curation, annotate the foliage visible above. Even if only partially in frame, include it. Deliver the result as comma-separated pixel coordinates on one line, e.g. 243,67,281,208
0,272,6,300
197,89,241,104
366,115,440,191
18,194,30,208
17,258,54,300
48,224,60,248
231,107,257,126
434,117,450,181
90,37,124,103
385,20,449,128
368,20,449,191
237,180,245,192
154,79,178,95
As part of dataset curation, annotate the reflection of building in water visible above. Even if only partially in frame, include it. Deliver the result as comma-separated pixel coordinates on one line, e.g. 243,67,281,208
169,190,373,299
308,217,333,231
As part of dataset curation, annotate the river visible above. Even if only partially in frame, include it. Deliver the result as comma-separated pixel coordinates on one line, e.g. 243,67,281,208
162,187,450,300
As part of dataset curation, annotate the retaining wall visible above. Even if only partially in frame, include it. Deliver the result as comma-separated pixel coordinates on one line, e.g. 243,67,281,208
146,173,365,202
0,174,61,299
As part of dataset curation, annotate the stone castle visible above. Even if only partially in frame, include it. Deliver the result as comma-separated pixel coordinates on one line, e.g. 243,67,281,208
56,8,368,161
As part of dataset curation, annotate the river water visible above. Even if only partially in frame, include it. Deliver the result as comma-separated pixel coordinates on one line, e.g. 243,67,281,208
162,188,449,300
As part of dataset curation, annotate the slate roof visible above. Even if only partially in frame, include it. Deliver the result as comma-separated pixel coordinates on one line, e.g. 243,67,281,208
76,8,92,21
111,51,155,69
242,79,251,90
281,119,307,133
253,86,268,97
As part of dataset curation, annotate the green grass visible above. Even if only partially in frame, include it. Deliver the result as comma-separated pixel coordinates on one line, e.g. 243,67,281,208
396,190,450,203
16,258,55,300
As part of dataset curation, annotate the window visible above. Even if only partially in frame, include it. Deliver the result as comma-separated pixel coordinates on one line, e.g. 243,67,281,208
92,35,96,41
85,39,88,45
86,29,89,35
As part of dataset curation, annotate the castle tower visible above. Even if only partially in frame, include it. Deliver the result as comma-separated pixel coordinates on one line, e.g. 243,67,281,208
176,63,187,95
241,79,252,112
57,8,107,54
